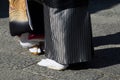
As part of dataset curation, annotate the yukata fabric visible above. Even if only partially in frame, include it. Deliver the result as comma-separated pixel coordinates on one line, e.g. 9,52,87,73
9,0,44,36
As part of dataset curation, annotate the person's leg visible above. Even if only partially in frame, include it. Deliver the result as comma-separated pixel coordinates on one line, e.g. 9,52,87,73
9,0,45,55
18,0,45,55
19,33,44,55
37,0,93,70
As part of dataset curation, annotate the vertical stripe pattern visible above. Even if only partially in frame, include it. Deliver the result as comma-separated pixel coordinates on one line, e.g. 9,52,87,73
44,5,93,64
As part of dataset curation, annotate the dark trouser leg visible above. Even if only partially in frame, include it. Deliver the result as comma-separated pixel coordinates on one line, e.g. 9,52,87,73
43,1,93,64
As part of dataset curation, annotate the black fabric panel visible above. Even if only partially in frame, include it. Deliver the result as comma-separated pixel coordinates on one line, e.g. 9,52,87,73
9,0,45,36
10,21,31,36
28,0,44,34
43,0,89,8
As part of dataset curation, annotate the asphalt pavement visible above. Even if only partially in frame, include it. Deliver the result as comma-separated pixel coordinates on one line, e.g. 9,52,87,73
0,0,120,80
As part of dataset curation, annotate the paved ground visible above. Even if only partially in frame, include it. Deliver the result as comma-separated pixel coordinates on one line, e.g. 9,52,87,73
0,0,120,80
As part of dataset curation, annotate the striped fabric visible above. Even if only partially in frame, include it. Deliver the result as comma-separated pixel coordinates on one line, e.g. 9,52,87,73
43,4,93,64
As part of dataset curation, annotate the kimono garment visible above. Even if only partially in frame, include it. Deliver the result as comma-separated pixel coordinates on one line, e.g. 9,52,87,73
9,0,44,36
43,0,94,64
9,0,45,54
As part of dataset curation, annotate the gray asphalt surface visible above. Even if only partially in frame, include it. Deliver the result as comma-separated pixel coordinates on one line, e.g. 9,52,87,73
0,0,120,80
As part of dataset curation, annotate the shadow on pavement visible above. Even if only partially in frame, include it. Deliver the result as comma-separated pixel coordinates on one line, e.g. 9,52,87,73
93,32,120,47
0,0,9,18
89,0,120,13
68,48,120,70
68,33,120,70
90,48,120,68
91,33,120,68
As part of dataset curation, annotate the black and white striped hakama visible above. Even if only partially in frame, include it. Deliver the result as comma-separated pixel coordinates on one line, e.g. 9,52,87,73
43,0,93,64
